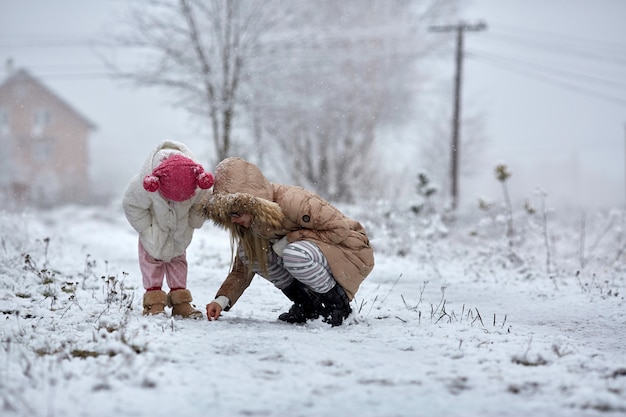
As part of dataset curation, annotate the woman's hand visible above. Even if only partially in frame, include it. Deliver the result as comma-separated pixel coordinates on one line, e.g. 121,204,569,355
206,302,223,321
272,236,289,257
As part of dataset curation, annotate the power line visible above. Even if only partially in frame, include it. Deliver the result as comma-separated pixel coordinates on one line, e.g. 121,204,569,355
467,51,626,107
486,30,626,66
467,48,626,90
3,24,625,72
3,23,625,110
491,23,626,52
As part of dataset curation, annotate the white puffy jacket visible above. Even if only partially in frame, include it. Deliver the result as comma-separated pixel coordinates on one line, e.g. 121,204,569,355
122,140,209,262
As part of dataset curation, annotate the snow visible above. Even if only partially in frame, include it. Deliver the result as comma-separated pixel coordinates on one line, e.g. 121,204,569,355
1,201,625,417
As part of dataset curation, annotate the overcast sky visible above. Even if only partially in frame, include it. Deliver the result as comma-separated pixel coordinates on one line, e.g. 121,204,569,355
1,0,624,209
461,0,626,210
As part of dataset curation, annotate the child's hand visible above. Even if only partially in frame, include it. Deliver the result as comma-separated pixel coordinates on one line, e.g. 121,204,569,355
206,302,222,321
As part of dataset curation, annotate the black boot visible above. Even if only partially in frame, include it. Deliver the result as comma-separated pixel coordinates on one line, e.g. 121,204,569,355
278,280,320,323
319,284,352,326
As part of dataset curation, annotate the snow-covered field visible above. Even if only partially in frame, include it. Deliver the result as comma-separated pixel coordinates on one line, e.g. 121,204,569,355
1,200,624,417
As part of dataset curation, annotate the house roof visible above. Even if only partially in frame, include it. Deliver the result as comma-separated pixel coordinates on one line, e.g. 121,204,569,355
0,68,97,130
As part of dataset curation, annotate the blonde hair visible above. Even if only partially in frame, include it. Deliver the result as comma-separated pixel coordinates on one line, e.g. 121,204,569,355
228,223,271,275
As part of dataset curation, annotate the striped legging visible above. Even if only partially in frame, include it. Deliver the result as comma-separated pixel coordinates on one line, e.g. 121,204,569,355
238,240,336,293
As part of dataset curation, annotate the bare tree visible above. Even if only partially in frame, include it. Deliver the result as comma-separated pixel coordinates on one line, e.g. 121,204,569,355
249,0,457,202
104,0,457,203
104,0,288,164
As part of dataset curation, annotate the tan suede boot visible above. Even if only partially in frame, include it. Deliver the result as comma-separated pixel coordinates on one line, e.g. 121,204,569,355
143,290,167,315
168,289,203,319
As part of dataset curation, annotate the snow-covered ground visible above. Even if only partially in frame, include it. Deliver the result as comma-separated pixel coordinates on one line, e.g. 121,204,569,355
1,200,624,417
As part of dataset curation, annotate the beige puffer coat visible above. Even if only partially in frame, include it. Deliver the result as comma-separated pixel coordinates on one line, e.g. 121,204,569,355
203,157,374,308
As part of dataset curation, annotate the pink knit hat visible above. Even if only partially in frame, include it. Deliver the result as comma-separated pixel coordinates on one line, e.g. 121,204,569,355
143,154,214,201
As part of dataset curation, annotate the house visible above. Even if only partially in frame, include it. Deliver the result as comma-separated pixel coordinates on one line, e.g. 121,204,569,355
0,68,96,207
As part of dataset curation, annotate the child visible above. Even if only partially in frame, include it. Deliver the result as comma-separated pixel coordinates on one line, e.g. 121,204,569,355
123,140,214,318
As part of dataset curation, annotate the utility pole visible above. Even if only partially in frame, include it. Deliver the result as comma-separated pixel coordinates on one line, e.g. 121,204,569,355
430,21,486,209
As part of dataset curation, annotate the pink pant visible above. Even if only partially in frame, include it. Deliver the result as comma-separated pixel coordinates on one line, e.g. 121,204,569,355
138,240,188,291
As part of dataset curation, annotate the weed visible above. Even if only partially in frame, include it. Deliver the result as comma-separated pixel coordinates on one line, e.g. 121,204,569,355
402,280,429,312
512,337,549,366
536,189,554,278
495,164,514,241
70,349,101,359
552,343,574,358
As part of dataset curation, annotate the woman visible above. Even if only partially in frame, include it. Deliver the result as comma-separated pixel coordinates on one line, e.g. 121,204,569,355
203,157,374,326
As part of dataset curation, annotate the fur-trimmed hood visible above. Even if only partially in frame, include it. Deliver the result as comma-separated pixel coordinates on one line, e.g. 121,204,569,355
203,157,284,230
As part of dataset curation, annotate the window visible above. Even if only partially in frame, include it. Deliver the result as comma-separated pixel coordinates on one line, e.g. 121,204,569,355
0,108,8,135
32,108,51,136
32,137,54,161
